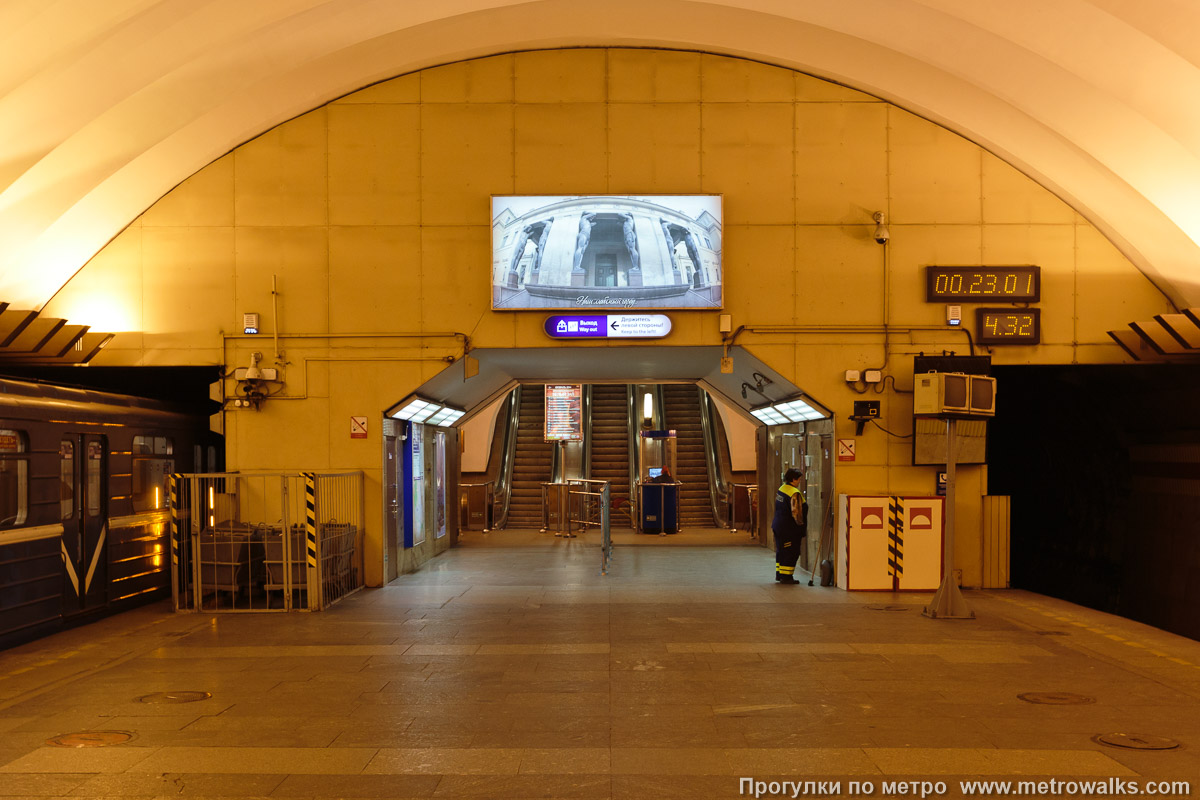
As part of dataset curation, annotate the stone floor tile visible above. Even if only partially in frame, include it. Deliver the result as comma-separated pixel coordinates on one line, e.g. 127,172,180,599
364,748,523,775
0,772,92,796
863,747,1137,776
68,772,286,797
432,774,612,798
124,746,376,775
0,747,157,774
270,773,442,797
610,746,735,775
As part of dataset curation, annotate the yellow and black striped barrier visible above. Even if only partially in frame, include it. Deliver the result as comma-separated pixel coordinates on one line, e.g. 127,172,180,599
887,495,904,579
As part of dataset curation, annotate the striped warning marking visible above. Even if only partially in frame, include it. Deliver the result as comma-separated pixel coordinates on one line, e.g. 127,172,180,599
169,474,181,567
305,473,317,568
887,496,904,577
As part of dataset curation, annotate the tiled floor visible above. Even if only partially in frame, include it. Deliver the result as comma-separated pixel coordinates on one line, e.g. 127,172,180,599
1,528,1198,798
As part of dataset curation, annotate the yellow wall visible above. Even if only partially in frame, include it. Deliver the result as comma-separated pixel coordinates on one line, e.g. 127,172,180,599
46,49,1172,588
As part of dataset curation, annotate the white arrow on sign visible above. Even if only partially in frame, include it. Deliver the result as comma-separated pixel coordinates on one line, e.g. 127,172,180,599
605,314,671,338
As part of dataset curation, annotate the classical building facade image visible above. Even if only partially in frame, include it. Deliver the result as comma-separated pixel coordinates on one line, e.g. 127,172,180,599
493,196,722,309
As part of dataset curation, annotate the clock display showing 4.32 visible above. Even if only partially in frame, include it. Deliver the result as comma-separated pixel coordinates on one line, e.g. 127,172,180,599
976,308,1040,345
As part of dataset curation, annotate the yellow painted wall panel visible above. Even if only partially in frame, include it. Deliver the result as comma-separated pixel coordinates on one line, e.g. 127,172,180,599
333,73,420,104
515,50,606,103
889,110,982,225
795,103,889,224
514,104,609,193
421,104,513,225
234,111,328,227
231,396,331,471
720,225,795,325
701,54,795,103
141,228,234,338
982,153,1077,224
420,227,492,332
608,104,702,191
328,227,422,333
794,227,884,325
702,103,795,225
421,54,514,103
141,155,234,228
329,105,421,226
235,228,329,335
608,49,701,103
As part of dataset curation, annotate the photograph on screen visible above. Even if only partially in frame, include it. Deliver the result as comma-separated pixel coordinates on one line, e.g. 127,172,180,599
492,195,722,310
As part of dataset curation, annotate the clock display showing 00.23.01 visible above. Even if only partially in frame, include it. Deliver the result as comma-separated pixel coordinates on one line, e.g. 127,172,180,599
976,308,1040,344
926,266,1040,301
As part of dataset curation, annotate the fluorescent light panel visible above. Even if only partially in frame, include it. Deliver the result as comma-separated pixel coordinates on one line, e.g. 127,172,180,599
390,396,465,427
751,396,832,426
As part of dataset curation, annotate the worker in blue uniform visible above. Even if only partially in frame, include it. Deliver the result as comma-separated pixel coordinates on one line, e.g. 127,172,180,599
773,468,808,584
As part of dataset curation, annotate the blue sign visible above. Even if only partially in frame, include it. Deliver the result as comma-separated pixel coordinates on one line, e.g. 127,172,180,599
544,315,606,338
545,314,672,339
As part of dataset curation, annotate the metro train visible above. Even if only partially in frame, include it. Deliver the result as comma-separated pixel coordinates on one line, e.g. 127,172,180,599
0,377,218,649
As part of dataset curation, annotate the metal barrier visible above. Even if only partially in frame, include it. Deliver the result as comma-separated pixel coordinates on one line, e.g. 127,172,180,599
564,479,612,574
169,471,364,613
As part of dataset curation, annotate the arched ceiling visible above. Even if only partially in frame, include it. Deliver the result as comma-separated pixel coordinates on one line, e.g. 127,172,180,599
2,0,1199,317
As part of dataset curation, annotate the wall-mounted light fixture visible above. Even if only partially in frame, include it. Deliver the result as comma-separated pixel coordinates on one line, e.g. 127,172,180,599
387,395,466,427
749,395,831,426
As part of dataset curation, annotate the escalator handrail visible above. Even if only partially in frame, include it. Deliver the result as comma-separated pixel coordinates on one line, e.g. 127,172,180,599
492,386,522,530
698,387,735,527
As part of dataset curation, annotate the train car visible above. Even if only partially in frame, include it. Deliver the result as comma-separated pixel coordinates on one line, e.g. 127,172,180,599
0,377,217,649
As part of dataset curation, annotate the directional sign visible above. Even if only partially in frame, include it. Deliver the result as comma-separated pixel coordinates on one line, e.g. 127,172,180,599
545,314,672,339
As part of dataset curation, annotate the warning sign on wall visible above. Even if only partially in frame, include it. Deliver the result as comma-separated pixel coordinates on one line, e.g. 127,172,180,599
837,439,856,462
350,416,368,439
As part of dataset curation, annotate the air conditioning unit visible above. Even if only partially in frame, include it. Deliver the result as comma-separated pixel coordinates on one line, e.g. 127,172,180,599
913,372,996,417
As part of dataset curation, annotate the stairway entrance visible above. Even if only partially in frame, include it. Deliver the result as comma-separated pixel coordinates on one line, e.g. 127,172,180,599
507,384,551,528
662,385,715,527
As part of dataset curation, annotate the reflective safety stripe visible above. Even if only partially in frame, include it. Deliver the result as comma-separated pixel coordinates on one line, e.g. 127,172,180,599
776,564,795,574
61,541,80,595
84,525,107,593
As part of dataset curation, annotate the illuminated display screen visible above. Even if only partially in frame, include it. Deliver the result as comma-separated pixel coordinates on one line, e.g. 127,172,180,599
976,308,1041,344
493,195,722,311
926,266,1040,302
544,384,583,442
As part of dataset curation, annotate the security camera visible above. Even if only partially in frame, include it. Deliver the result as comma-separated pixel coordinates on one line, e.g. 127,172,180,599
872,211,889,244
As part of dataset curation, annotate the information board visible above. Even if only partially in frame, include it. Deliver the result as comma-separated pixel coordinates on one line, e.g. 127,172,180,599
544,384,583,442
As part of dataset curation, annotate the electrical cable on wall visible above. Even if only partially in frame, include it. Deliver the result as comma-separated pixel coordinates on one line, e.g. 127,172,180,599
871,419,912,438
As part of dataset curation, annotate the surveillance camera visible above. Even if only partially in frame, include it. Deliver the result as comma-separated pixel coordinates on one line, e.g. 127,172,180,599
872,211,889,244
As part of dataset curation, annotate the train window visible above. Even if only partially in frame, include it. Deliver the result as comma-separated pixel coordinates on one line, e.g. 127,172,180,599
132,436,174,512
0,429,29,527
133,435,173,456
87,440,103,517
60,440,74,520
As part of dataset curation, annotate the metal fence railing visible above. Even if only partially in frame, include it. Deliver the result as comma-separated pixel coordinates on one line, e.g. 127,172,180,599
564,479,612,575
169,471,364,613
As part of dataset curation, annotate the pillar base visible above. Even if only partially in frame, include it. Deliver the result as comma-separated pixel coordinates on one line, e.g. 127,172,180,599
922,576,975,619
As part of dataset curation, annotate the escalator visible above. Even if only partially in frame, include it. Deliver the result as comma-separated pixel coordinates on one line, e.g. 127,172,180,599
663,384,717,527
588,385,632,524
506,384,552,528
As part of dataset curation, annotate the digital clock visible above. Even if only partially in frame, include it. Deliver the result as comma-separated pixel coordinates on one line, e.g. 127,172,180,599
926,266,1040,302
976,308,1040,345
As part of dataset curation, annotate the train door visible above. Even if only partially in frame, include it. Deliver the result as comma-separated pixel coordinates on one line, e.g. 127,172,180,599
60,434,108,615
